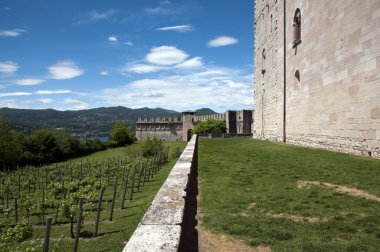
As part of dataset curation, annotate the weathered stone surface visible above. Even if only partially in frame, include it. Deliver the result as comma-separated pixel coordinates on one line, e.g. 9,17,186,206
123,225,181,252
141,203,184,225
254,0,380,158
123,135,198,251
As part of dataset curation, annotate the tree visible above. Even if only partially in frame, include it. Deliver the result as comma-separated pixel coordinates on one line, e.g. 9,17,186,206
23,129,60,164
142,137,164,157
110,121,134,146
193,119,227,134
0,115,24,167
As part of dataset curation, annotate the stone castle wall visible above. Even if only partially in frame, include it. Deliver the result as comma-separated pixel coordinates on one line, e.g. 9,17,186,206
136,117,183,141
254,0,380,158
253,0,284,141
136,110,253,141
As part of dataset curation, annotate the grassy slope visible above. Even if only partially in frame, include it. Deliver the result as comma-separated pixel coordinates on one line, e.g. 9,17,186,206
198,138,380,251
6,141,186,252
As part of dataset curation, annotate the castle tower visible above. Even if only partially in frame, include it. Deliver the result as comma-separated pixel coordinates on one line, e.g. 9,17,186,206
182,110,196,141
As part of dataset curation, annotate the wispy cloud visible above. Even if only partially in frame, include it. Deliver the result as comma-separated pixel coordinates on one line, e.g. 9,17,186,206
25,98,53,105
0,29,26,37
34,89,71,95
100,71,110,76
156,25,193,32
207,36,238,47
0,92,32,97
48,61,84,80
124,41,133,46
108,35,118,43
123,64,164,74
64,98,89,110
78,9,118,24
14,78,45,86
145,7,173,15
0,99,20,108
0,61,19,74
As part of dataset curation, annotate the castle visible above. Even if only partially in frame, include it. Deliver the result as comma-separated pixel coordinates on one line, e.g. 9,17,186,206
253,0,380,158
136,110,253,141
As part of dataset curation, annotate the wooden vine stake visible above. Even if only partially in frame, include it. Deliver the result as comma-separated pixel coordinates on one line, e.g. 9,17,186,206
137,165,144,193
73,198,83,252
129,166,136,200
14,196,18,223
94,186,105,237
109,176,118,221
43,217,52,252
121,169,130,209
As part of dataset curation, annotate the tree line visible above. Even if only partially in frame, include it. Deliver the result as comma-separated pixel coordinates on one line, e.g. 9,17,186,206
0,115,135,168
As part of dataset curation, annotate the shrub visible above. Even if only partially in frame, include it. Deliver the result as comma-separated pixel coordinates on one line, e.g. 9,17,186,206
193,119,226,134
142,137,164,157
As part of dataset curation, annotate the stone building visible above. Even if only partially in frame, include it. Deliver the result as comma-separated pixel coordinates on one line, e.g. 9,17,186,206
253,0,380,158
136,110,253,141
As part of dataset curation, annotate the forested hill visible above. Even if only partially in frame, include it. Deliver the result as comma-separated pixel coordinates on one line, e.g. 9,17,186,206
0,107,217,137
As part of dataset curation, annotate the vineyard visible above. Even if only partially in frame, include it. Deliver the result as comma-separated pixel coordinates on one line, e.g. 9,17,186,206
0,141,186,251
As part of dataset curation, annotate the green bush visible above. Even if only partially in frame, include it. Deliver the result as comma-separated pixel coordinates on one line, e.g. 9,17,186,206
110,121,135,146
193,119,226,134
0,221,33,243
142,137,164,157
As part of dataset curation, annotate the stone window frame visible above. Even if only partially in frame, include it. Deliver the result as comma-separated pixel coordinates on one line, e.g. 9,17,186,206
293,8,302,48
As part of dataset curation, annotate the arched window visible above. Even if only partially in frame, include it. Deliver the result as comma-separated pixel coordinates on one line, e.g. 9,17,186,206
293,8,301,48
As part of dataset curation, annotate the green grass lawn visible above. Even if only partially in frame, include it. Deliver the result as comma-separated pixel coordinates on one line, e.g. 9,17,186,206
2,141,186,252
198,138,380,251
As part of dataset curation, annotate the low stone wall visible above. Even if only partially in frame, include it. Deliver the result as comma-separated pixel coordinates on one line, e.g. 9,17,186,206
123,135,198,252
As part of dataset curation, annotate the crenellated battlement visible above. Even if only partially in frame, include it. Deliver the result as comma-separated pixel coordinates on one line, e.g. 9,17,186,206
136,109,253,141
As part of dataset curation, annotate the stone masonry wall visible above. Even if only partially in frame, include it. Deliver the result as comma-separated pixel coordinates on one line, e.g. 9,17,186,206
253,0,284,141
123,135,198,252
254,0,380,158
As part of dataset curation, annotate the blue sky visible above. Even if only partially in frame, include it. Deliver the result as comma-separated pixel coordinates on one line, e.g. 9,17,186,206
0,0,253,112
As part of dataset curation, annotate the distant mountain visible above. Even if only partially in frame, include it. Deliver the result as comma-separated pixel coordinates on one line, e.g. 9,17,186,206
195,108,218,116
0,106,217,137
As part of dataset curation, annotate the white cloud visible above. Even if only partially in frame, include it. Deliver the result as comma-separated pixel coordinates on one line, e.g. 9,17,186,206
145,7,172,15
146,46,188,66
108,35,118,43
0,29,26,37
176,57,203,69
123,46,202,74
48,61,84,80
64,98,89,110
0,92,32,97
123,64,165,74
0,61,19,74
0,99,20,108
98,66,252,111
0,84,7,89
124,41,133,46
14,78,45,86
78,9,118,24
26,98,53,105
207,36,238,47
156,25,193,32
35,90,71,95
100,71,110,76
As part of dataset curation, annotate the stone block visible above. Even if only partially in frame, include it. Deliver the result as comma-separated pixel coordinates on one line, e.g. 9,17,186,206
123,225,181,252
141,203,184,225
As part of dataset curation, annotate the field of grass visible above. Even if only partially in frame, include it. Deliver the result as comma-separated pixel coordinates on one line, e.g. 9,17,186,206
198,138,380,251
1,141,186,252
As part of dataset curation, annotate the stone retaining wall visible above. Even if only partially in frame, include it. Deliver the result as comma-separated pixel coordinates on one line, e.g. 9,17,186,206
123,135,198,252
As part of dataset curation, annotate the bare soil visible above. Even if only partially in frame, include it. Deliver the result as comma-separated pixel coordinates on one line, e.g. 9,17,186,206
297,180,380,202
